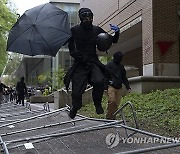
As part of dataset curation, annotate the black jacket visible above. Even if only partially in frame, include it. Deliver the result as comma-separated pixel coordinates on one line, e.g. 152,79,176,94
0,83,8,93
68,24,119,63
105,61,131,90
16,81,27,95
64,24,119,90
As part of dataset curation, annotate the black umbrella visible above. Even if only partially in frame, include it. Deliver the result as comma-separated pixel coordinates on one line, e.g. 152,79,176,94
7,3,71,57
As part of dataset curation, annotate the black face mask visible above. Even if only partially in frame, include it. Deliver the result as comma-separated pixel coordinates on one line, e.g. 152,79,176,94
113,56,122,64
113,59,121,64
81,21,93,30
113,52,123,64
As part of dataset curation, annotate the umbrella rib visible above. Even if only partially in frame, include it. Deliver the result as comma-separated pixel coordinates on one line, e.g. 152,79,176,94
7,12,37,48
36,11,66,24
37,26,71,36
29,28,35,56
8,26,34,48
9,4,51,47
36,12,69,31
34,3,47,24
36,29,53,53
7,3,71,57
36,29,70,56
28,40,34,56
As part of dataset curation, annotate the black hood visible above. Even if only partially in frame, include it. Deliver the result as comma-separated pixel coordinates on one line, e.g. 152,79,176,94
78,8,93,21
113,51,123,64
79,8,93,30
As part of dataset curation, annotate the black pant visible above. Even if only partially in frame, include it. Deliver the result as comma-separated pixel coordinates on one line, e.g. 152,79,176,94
9,94,14,102
17,93,25,106
71,63,104,111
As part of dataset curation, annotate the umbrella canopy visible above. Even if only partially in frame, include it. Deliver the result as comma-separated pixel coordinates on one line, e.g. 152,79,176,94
7,3,71,57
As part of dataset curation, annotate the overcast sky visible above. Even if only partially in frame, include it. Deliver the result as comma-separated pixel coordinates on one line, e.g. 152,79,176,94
11,0,50,15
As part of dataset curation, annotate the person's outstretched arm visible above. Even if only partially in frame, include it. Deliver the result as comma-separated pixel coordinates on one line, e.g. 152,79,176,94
110,24,120,43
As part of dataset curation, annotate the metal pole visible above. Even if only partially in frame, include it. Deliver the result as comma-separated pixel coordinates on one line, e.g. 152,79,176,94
65,104,122,123
113,101,139,138
0,136,9,154
25,102,31,111
0,119,22,123
0,107,68,128
7,138,51,151
77,113,124,123
0,109,44,123
114,101,139,128
7,123,90,150
116,142,180,154
43,102,50,112
7,121,120,144
1,117,87,136
116,124,178,143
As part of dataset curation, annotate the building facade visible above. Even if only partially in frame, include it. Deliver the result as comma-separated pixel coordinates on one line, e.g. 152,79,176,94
81,0,180,77
51,0,80,72
81,0,180,92
50,0,80,89
14,0,180,92
14,55,52,86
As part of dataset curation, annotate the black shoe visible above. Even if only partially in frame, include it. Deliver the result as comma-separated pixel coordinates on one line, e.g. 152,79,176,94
69,109,77,119
96,106,104,114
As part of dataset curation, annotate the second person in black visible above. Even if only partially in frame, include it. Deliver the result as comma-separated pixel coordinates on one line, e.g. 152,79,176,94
16,77,27,106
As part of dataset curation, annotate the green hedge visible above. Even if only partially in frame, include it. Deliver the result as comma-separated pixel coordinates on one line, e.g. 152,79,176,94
79,88,180,137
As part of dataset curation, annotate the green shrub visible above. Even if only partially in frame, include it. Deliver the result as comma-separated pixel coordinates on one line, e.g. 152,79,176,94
79,88,180,137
